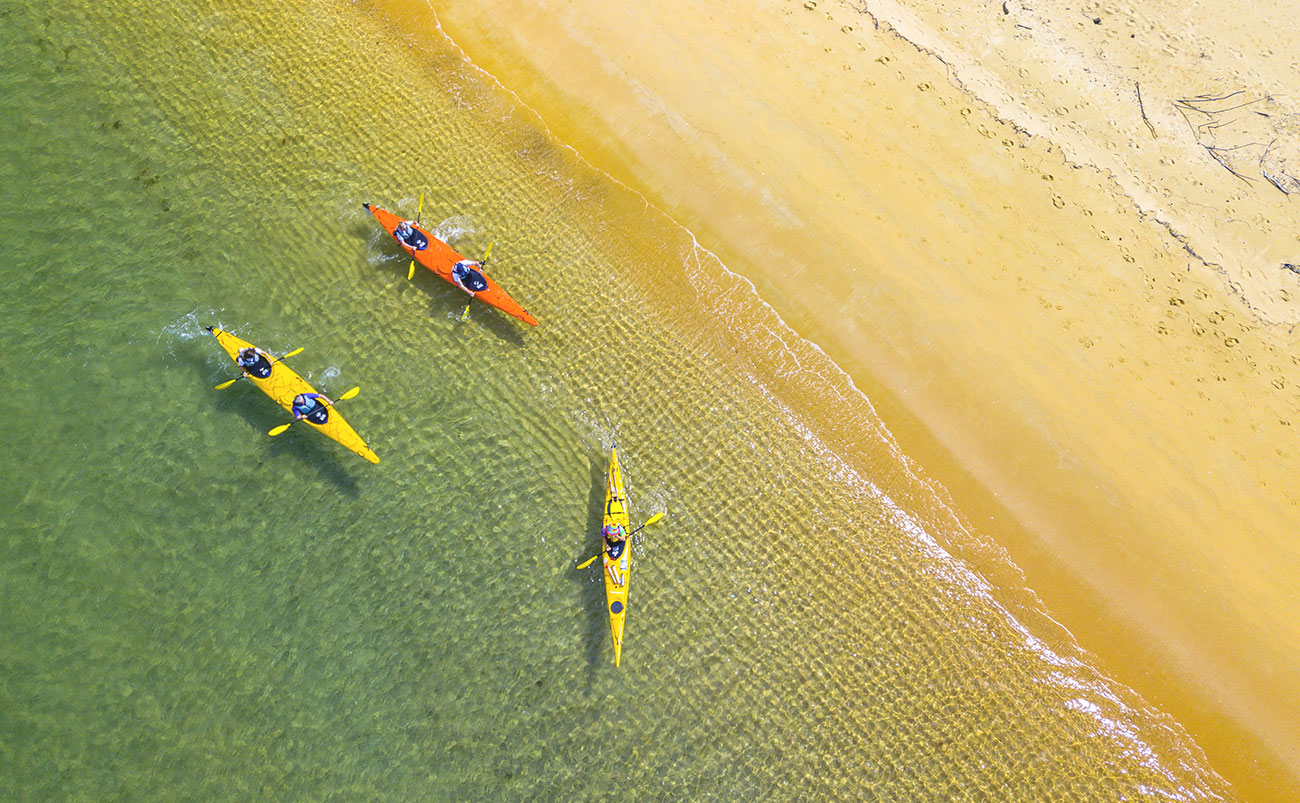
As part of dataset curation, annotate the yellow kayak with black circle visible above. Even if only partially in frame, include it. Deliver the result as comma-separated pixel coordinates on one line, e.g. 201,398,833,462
207,326,379,464
603,446,632,666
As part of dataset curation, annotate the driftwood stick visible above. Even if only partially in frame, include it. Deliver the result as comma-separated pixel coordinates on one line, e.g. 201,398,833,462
1206,99,1264,114
1205,146,1254,184
1212,141,1266,152
1263,173,1290,195
1174,99,1215,116
1203,117,1241,133
1186,90,1245,104
1260,140,1292,195
1136,82,1156,138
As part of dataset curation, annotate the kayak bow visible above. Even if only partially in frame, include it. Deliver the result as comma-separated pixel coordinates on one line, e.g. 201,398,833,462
363,203,538,326
207,327,379,464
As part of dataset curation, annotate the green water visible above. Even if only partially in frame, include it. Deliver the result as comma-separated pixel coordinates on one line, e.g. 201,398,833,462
0,1,1232,800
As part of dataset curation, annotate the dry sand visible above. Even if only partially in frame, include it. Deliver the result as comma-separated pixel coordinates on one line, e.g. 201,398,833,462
389,0,1300,797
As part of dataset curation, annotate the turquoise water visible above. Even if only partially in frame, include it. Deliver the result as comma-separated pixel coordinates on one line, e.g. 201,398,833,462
0,1,1231,799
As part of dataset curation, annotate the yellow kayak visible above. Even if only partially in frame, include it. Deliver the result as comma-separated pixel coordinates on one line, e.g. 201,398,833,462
207,326,379,464
602,446,632,666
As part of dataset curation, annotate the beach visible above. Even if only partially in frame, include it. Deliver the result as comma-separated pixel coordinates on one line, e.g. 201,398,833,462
425,0,1300,798
0,0,1291,798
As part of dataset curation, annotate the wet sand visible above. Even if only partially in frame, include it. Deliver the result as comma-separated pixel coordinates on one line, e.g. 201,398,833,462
410,0,1300,798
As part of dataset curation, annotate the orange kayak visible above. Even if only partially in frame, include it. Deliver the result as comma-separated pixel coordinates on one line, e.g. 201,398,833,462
363,203,538,326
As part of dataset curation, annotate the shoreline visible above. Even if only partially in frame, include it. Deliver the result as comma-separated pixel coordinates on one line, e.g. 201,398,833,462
407,0,1300,798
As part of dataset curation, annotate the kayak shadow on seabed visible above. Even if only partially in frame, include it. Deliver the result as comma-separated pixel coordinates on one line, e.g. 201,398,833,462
195,354,362,497
427,291,527,349
569,449,615,690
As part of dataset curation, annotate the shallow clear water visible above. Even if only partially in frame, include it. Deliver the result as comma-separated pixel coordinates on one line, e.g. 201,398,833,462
0,2,1231,800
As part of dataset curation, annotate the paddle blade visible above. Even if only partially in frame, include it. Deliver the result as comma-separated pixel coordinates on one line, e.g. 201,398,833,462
407,260,415,281
268,422,293,437
214,378,239,390
280,347,304,360
642,512,665,528
460,303,471,322
576,554,600,570
338,386,360,401
483,241,494,262
416,191,424,221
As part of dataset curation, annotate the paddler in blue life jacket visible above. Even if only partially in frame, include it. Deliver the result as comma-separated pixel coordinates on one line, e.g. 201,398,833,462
236,347,274,380
291,392,332,425
451,259,489,297
393,219,429,251
602,523,628,560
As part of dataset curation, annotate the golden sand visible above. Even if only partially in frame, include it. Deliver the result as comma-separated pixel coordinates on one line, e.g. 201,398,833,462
394,0,1300,797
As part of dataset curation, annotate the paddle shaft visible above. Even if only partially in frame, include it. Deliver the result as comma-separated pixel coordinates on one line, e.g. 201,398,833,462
459,242,494,319
407,193,424,280
576,513,663,569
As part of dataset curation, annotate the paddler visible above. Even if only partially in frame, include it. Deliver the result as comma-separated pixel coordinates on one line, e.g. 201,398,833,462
236,346,274,380
602,523,628,560
451,259,489,297
393,219,428,250
291,392,332,425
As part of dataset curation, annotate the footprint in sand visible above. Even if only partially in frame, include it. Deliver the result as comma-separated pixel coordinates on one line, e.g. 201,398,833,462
1052,195,1065,208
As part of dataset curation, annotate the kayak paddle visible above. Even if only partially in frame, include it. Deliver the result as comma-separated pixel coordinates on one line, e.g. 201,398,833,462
576,512,665,570
407,192,424,281
214,347,304,389
460,241,493,322
268,386,360,436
